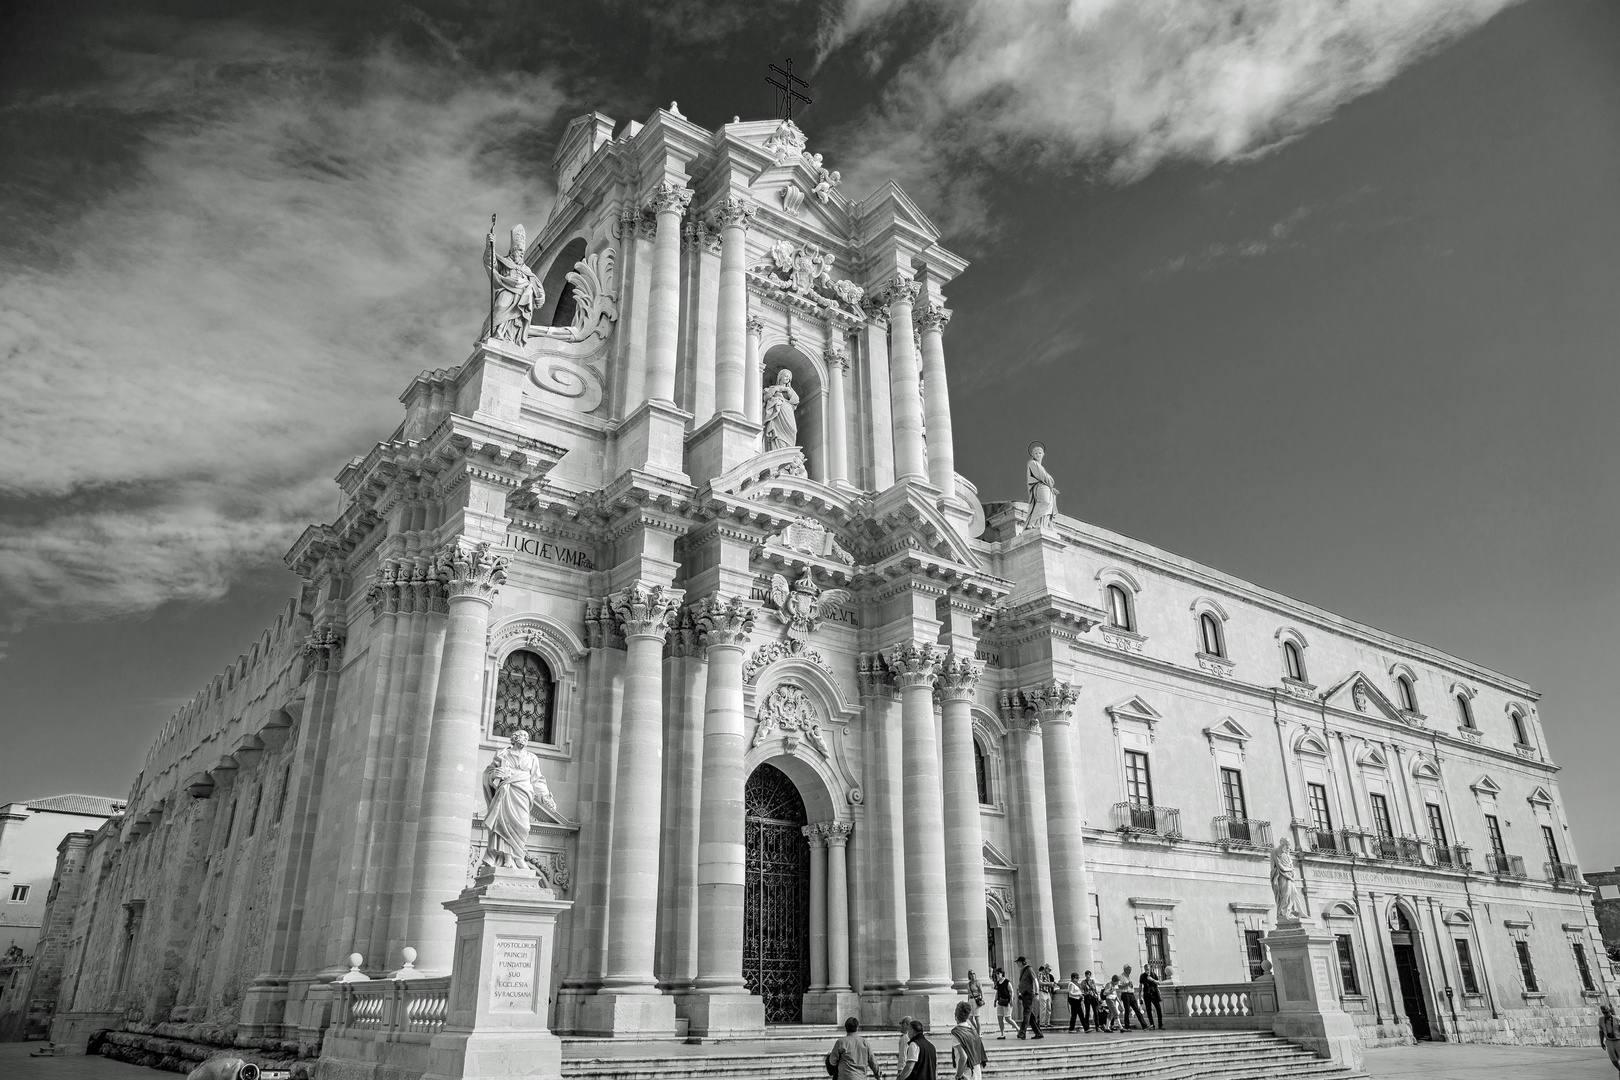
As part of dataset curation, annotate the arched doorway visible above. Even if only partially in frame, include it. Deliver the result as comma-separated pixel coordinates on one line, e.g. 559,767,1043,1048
1389,906,1431,1040
744,763,811,1022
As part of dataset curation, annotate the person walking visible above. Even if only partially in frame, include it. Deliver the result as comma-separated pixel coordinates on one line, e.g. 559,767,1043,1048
1139,965,1163,1030
1080,970,1102,1033
1015,956,1043,1039
1038,964,1056,1028
899,1019,938,1080
827,1016,884,1080
1101,975,1123,1031
1600,1004,1620,1075
993,968,1012,1039
1119,964,1149,1031
966,969,984,1033
1065,970,1086,1033
950,1000,990,1080
896,1015,916,1076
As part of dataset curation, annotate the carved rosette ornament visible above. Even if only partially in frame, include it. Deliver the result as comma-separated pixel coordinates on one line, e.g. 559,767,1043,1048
915,305,951,334
935,652,984,702
697,595,755,650
883,642,942,689
609,583,683,641
712,195,757,232
644,180,694,218
436,542,508,604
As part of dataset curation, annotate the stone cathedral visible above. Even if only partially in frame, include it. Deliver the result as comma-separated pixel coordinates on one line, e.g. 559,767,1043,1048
45,105,1609,1063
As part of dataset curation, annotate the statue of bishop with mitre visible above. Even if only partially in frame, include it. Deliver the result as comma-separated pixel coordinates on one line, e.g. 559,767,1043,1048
484,220,544,346
481,728,557,874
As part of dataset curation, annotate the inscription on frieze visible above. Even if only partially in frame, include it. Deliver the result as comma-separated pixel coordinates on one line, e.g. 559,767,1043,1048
491,935,538,1011
507,534,594,570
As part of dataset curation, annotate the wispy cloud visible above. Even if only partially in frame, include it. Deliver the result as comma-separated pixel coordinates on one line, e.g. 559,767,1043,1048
0,20,565,638
820,0,1517,238
1145,204,1313,278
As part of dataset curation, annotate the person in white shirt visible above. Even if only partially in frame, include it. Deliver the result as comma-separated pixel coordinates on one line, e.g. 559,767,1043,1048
1065,971,1086,1032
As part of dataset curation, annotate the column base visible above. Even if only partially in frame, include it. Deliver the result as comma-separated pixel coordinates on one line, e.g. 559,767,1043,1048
425,1029,563,1080
685,412,763,487
890,991,963,1030
676,990,765,1036
1263,921,1365,1072
237,975,289,1038
802,990,862,1026
576,990,681,1038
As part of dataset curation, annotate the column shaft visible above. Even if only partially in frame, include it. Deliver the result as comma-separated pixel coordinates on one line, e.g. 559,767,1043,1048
939,659,989,991
745,316,764,425
917,307,955,499
644,183,691,403
862,313,895,489
1032,684,1094,979
826,345,849,484
1005,703,1059,968
805,829,829,994
857,657,908,992
887,280,927,482
691,601,752,991
891,644,951,991
712,200,753,415
826,827,853,991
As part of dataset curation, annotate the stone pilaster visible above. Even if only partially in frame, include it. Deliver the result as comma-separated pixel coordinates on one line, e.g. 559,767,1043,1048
885,278,927,483
915,304,955,500
1002,689,1059,971
745,315,764,426
804,825,829,994
643,181,692,404
1025,680,1094,979
825,342,850,485
712,197,755,416
937,652,990,993
861,306,895,490
406,542,507,976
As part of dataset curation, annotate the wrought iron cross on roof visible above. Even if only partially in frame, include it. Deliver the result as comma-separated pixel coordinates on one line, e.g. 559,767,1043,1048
767,58,811,120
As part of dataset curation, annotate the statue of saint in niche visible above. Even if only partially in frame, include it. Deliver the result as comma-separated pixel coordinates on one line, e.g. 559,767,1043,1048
481,728,557,872
1025,441,1059,531
484,220,544,346
762,368,800,451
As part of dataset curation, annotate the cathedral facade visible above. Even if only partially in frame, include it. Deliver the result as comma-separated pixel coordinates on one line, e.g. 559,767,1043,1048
49,106,1609,1053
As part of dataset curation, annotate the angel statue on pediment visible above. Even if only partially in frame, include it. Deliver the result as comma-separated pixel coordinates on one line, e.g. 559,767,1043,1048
484,218,544,346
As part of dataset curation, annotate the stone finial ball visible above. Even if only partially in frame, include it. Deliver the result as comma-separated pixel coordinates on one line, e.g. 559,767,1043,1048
401,947,417,964
349,953,364,969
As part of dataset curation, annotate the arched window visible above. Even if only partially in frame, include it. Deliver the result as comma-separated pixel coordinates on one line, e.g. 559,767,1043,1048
493,650,555,742
1396,675,1417,713
1456,693,1475,730
1106,585,1133,631
1510,710,1529,746
1199,612,1225,658
1283,640,1306,682
974,741,992,805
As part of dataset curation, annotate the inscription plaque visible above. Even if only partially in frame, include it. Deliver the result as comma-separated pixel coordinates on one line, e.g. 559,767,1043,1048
1279,957,1310,1003
492,935,538,1011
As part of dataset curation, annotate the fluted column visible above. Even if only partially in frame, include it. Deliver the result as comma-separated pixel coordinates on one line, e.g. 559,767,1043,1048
1028,681,1094,979
713,198,755,416
644,181,692,403
824,822,853,992
405,541,506,974
745,315,764,426
886,278,927,482
886,643,952,992
825,342,849,484
1002,691,1059,969
861,306,895,489
938,653,990,991
600,582,682,993
804,825,829,994
856,657,908,993
916,305,955,499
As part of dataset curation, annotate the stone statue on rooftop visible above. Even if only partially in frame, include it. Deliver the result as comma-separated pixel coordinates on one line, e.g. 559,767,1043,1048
481,729,556,873
762,368,800,451
484,219,544,346
1025,441,1059,531
1269,837,1308,924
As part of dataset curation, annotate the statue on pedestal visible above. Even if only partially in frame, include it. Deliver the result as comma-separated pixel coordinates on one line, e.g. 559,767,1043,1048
762,368,800,451
483,219,544,346
1269,838,1309,924
481,729,556,872
1025,441,1059,531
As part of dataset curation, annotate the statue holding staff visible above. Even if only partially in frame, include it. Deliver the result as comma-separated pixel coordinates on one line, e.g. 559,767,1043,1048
484,218,544,346
481,729,557,872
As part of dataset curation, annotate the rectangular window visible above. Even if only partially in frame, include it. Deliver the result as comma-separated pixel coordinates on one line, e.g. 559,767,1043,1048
1485,814,1506,856
1541,824,1561,865
1425,803,1448,848
7,884,28,903
1245,929,1266,981
1220,767,1248,820
1515,940,1539,993
1573,943,1596,993
1124,750,1154,807
1090,893,1102,941
1454,939,1480,995
1144,927,1168,977
1369,793,1395,839
1334,934,1360,995
1307,783,1333,833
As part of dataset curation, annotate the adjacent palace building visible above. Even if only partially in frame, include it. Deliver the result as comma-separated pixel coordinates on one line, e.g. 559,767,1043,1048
47,106,1610,1056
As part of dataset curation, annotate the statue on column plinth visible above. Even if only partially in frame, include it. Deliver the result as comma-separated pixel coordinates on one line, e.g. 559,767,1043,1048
481,729,556,874
1269,838,1309,924
762,368,800,450
1025,441,1059,530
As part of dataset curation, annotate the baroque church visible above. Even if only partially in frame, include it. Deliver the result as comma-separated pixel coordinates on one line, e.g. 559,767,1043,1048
44,105,1609,1058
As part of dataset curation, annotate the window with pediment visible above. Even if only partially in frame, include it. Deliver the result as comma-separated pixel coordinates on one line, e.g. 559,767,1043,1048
493,649,555,742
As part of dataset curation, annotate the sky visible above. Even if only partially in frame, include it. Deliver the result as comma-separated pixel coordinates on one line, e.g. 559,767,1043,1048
1,1,1616,867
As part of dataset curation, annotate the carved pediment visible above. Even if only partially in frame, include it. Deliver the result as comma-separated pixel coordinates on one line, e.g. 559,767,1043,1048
1107,695,1163,732
1526,786,1554,807
1470,774,1502,797
982,840,1015,870
1321,671,1406,724
1410,755,1442,782
1293,730,1331,757
1355,743,1390,770
1204,716,1255,748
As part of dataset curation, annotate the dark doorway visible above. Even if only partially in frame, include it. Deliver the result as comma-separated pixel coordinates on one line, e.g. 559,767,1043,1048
743,763,811,1023
1389,909,1431,1040
986,913,1001,976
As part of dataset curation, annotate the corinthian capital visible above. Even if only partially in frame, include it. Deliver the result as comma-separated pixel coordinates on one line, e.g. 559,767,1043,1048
824,344,849,373
644,180,694,217
610,582,684,640
1023,680,1079,723
883,277,922,308
801,823,827,849
822,820,853,846
915,305,951,334
883,641,943,688
935,651,984,702
697,595,755,650
998,688,1039,733
746,313,765,336
712,195,758,230
436,541,508,603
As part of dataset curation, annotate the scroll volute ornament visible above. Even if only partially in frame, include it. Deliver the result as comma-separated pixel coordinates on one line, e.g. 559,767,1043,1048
610,583,683,640
436,541,508,603
883,642,942,688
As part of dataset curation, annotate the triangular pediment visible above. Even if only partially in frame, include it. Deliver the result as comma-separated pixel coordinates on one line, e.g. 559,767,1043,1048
1356,744,1390,769
1107,695,1162,727
855,180,942,243
1322,671,1404,723
853,484,983,571
1470,775,1502,797
982,840,1014,870
1526,786,1554,807
1204,717,1254,745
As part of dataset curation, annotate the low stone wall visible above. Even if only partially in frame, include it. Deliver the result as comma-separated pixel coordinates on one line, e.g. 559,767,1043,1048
314,1034,432,1080
75,1021,320,1077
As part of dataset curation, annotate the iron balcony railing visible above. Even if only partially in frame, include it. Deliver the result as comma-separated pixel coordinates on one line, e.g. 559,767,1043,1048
1369,835,1425,865
1213,816,1271,848
1307,828,1359,855
1430,843,1472,870
1113,802,1182,838
1484,852,1527,878
1545,861,1581,886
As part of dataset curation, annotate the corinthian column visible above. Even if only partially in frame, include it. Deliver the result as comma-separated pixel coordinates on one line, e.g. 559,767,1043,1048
1027,681,1094,979
683,597,764,1034
886,643,953,1007
712,198,755,416
886,278,927,483
804,825,829,994
916,305,955,500
937,652,989,993
1003,691,1059,969
825,343,850,484
644,181,692,404
405,541,506,975
584,582,683,1035
745,315,764,426
824,821,853,993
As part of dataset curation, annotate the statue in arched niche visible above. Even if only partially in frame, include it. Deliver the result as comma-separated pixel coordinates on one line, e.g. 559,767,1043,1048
762,368,800,451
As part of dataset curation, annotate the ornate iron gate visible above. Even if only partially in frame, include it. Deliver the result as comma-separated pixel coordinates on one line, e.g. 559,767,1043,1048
743,763,811,1023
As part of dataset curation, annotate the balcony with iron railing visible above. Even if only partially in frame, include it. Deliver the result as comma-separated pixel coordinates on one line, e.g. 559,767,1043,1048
1212,816,1271,848
1113,801,1182,839
1430,843,1472,871
1368,835,1426,865
1545,861,1582,887
1484,852,1527,878
1304,827,1361,856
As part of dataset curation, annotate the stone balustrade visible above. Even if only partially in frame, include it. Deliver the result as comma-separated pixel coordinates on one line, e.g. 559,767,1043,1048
330,977,451,1042
1159,979,1278,1031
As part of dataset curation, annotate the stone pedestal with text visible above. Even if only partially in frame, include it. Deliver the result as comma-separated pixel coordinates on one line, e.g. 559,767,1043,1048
1262,921,1364,1071
423,867,572,1080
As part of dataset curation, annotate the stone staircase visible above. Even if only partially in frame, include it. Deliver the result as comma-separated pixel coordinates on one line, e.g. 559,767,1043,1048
562,1030,1365,1080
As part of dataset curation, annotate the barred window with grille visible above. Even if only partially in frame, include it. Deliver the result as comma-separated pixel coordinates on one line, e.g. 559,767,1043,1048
493,650,555,742
1455,939,1480,995
1515,940,1539,993
1334,934,1360,995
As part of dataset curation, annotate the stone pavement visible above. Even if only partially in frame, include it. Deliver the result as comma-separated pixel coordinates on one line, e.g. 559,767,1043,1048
1363,1041,1616,1080
0,1043,157,1080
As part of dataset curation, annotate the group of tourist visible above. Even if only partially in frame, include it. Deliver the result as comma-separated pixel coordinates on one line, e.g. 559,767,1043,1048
825,956,1167,1080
